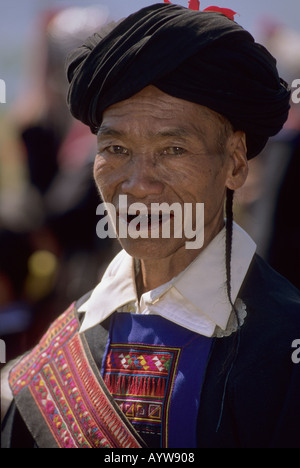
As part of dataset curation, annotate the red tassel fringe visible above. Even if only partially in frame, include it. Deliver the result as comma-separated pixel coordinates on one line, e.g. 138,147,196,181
105,373,166,398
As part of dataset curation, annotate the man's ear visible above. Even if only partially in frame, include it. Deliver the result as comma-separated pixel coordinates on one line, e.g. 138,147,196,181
225,131,248,191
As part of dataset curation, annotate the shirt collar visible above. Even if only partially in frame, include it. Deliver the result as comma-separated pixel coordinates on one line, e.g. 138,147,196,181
78,222,256,335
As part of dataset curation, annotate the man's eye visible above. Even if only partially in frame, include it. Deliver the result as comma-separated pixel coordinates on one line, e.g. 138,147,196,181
106,145,129,155
162,147,185,156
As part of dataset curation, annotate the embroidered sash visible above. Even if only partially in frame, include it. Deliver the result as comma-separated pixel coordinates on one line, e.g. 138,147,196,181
8,304,145,448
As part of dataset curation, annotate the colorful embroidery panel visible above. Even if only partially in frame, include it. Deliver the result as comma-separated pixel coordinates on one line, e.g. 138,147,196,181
9,304,78,395
104,344,180,446
104,313,214,448
9,306,143,449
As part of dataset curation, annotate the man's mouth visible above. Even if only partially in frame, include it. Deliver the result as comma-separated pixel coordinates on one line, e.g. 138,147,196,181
118,212,174,230
99,196,204,248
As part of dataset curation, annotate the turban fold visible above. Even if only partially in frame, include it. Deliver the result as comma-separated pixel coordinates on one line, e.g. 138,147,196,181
66,3,290,158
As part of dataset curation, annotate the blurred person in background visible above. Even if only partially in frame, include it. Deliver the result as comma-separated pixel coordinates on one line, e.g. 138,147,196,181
0,229,33,361
262,23,300,289
0,7,118,363
236,21,300,289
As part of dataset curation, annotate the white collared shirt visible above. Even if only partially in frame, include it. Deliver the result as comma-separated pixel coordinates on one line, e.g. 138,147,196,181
78,222,256,337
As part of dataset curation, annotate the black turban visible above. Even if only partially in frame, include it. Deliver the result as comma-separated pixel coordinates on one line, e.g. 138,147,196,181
66,3,291,159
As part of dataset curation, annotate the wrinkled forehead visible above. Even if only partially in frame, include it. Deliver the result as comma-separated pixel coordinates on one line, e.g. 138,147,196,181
101,86,230,132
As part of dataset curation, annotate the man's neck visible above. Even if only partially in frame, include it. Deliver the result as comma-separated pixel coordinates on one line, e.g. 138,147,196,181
136,219,225,298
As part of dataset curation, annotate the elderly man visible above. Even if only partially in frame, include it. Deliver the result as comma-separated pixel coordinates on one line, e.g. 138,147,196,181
2,2,300,449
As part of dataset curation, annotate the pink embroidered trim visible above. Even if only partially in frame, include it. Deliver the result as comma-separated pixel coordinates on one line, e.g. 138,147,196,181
9,304,78,395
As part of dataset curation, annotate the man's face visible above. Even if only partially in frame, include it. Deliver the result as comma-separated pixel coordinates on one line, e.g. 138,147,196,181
94,86,242,260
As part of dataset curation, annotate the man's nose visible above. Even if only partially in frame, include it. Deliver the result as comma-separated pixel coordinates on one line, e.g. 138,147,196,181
121,155,164,199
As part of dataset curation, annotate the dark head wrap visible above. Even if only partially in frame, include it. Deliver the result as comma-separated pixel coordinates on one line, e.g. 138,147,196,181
66,3,290,158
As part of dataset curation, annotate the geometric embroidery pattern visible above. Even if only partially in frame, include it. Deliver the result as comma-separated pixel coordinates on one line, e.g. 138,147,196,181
9,306,143,448
9,304,78,396
103,343,181,447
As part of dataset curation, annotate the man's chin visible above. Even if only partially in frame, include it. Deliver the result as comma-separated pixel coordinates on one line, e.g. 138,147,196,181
117,237,184,260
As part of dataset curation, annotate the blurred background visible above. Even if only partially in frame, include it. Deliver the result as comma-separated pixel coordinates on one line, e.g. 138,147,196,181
0,0,300,366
